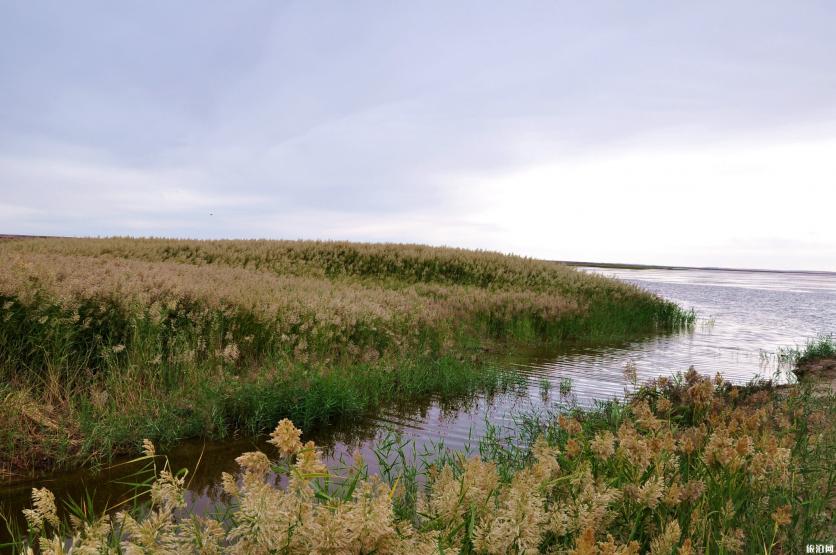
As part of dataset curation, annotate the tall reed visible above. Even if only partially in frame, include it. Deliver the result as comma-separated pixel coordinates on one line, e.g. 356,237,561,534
6,370,832,554
0,238,693,473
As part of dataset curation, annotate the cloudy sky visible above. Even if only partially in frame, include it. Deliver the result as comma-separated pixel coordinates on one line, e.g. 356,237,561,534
2,2,835,270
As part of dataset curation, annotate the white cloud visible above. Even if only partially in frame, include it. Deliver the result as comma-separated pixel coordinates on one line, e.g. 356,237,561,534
444,135,836,270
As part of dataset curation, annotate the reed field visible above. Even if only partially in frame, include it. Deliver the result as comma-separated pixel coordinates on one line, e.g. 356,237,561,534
0,237,693,474
6,369,833,554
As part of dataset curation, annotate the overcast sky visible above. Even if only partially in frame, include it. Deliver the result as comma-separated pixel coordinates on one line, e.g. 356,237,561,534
2,2,835,271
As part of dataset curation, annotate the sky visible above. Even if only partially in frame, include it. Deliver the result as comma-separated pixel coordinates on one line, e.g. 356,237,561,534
2,2,835,271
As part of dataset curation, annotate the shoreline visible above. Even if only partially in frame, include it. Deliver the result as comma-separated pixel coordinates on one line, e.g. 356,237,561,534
0,237,692,476
560,259,836,276
3,364,832,553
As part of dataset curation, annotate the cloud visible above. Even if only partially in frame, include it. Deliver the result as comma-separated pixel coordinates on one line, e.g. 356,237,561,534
1,2,835,269
452,134,836,270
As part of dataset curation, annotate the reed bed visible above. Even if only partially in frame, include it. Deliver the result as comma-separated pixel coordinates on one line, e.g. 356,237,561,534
6,370,833,554
0,238,693,473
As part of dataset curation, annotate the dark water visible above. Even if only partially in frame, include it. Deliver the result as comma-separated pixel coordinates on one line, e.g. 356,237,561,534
2,267,835,538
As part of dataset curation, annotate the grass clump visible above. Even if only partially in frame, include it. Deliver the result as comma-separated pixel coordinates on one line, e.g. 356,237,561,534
796,333,836,368
0,238,693,474
6,370,833,554
777,333,836,382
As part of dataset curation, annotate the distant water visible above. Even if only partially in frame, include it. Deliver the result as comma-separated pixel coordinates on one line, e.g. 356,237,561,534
3,267,834,538
359,266,836,452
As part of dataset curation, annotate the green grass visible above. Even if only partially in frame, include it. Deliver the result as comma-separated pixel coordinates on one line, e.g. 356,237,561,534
796,333,836,367
776,333,835,377
0,352,523,475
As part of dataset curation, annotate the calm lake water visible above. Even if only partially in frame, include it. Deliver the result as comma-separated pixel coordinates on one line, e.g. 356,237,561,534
2,266,835,538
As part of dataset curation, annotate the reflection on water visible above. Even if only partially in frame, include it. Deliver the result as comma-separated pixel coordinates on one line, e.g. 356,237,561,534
360,267,836,452
2,267,835,538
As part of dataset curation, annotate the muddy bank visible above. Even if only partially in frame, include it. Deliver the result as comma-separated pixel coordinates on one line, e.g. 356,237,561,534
795,357,836,394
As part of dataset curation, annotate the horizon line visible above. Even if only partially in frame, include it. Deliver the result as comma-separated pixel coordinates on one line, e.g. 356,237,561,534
2,233,833,275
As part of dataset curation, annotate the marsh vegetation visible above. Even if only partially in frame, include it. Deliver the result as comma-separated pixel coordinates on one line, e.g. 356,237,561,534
794,334,836,368
6,369,833,554
0,238,692,474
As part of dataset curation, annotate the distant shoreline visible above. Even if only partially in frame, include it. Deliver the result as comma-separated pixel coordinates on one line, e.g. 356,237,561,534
2,234,832,275
558,260,836,276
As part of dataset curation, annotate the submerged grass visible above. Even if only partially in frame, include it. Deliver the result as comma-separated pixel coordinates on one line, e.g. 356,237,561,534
5,369,833,554
0,238,693,474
